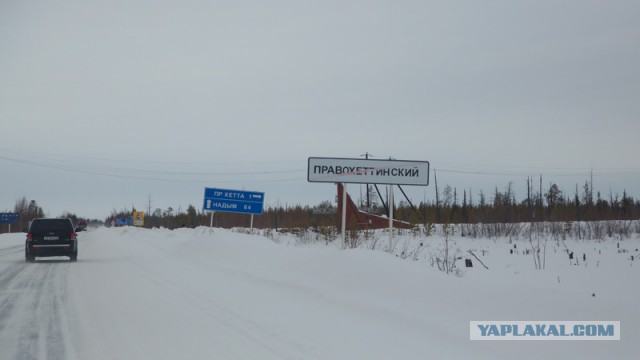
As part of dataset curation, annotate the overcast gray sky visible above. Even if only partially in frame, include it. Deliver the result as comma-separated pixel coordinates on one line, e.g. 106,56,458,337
1,0,639,220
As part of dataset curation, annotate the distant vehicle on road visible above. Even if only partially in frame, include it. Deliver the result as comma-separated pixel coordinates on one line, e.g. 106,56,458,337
76,219,88,232
25,218,78,262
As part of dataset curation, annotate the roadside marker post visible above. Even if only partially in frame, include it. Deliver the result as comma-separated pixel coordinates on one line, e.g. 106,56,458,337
388,184,394,251
341,183,347,250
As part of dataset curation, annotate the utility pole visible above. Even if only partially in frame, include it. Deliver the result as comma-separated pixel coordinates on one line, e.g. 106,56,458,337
360,152,373,210
590,167,594,205
147,194,152,216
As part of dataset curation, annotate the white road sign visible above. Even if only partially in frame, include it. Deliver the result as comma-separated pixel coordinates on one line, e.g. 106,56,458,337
307,157,429,186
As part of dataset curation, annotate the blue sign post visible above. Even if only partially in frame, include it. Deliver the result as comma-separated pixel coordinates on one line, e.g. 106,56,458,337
0,212,20,233
203,188,264,215
203,187,265,229
0,213,19,224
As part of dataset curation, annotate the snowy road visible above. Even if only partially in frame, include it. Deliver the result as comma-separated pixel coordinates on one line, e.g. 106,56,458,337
0,227,637,359
0,246,75,360
0,230,316,360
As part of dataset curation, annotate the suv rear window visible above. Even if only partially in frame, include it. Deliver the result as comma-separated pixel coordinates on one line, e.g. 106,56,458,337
30,219,73,233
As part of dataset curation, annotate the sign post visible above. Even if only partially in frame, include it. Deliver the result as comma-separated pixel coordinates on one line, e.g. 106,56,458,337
308,157,429,250
341,183,347,250
203,187,265,230
388,184,394,251
133,211,145,227
0,213,20,233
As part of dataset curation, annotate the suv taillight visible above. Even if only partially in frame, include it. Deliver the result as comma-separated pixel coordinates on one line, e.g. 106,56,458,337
70,232,77,240
27,233,32,240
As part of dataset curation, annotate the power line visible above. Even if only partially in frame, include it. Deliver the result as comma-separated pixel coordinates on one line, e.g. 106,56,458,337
0,154,306,184
2,149,639,187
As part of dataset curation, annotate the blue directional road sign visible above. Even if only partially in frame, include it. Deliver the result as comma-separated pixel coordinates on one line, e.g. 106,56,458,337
0,213,19,224
203,187,264,215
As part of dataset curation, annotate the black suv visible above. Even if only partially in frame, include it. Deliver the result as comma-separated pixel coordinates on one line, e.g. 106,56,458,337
25,218,78,262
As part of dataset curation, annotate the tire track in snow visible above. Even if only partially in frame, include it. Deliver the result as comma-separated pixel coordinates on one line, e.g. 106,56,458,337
0,245,23,258
0,260,75,360
0,242,27,336
0,263,27,335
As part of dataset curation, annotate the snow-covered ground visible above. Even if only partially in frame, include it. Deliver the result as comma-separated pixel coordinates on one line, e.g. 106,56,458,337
0,225,638,359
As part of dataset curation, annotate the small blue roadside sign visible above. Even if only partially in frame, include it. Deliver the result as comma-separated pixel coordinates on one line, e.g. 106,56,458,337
0,213,19,224
203,187,264,215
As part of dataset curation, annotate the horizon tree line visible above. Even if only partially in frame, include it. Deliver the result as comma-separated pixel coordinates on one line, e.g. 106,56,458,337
3,176,639,233
105,178,639,230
